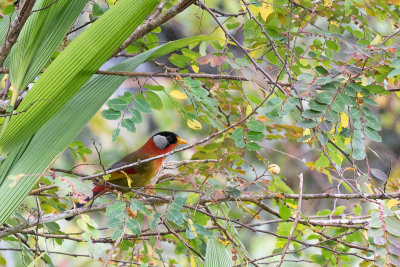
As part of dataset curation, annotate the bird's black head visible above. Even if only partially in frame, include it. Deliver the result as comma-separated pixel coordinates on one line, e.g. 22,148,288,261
152,131,187,149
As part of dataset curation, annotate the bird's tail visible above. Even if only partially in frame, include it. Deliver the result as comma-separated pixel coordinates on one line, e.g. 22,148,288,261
66,185,108,221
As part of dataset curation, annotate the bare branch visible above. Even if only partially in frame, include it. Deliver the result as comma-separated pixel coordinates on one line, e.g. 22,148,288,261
0,0,36,66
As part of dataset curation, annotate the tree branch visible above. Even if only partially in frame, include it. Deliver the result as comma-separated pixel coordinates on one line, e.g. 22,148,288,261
0,0,36,67
115,0,196,56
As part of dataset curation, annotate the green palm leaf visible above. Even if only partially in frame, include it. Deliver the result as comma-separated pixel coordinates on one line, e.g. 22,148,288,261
9,0,88,90
204,238,233,267
0,0,158,152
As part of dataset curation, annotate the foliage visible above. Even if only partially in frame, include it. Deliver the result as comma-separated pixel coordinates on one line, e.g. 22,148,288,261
1,0,400,266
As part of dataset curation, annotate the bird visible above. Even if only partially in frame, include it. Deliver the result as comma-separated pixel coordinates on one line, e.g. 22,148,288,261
66,131,187,220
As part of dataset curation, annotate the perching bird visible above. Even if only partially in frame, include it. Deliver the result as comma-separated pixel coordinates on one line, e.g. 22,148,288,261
67,131,187,220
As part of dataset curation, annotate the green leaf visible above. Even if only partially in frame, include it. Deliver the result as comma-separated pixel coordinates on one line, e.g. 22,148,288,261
325,110,339,122
102,109,121,120
297,120,318,128
315,65,329,75
193,223,213,236
331,99,345,113
150,212,162,230
309,100,328,112
106,202,126,217
107,98,128,111
92,2,107,17
345,0,354,15
246,131,264,141
316,153,330,169
134,97,152,113
169,54,191,68
3,5,14,15
316,92,333,104
385,217,400,237
111,228,123,240
352,149,366,160
129,109,142,123
145,91,163,110
365,127,382,142
108,217,123,229
144,84,164,91
27,253,47,267
303,109,324,119
121,118,136,132
387,68,400,78
365,84,385,94
130,200,148,215
362,97,378,106
232,128,245,148
246,142,261,151
204,238,233,267
311,254,327,264
326,40,339,51
333,206,346,215
365,115,382,131
186,228,197,239
112,128,120,142
247,120,264,132
279,204,291,220
186,193,200,206
166,196,185,226
127,219,141,235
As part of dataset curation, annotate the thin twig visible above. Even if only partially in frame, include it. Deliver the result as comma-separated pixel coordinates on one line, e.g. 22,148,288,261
276,174,303,267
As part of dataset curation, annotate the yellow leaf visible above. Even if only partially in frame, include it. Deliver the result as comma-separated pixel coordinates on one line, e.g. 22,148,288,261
187,119,202,130
211,27,226,46
170,90,187,100
302,128,312,143
387,199,400,209
190,255,196,267
278,13,286,24
370,35,382,45
367,183,375,194
330,21,339,27
244,4,259,16
0,75,7,89
260,2,273,21
324,0,333,7
217,234,230,245
191,65,199,73
28,236,36,248
299,59,308,66
188,218,198,237
121,170,133,188
246,104,253,116
341,112,349,128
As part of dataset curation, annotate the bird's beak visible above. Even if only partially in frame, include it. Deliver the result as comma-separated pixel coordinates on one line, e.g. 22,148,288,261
177,137,188,145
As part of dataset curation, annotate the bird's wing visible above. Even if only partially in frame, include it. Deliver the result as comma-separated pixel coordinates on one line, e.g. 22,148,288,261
106,153,156,187
107,158,137,181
